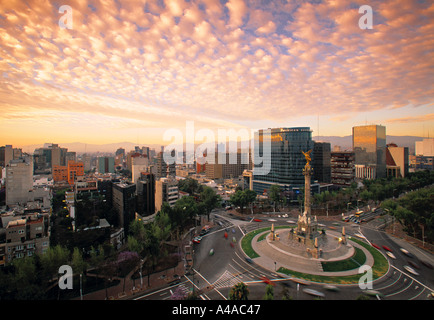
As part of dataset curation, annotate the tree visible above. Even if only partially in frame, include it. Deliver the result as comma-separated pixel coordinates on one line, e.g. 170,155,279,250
229,282,249,300
200,186,221,220
11,256,45,299
263,284,274,300
127,235,144,255
229,190,248,214
269,184,282,212
40,245,70,283
244,189,257,213
129,219,145,240
71,247,87,276
116,251,140,294
178,178,203,195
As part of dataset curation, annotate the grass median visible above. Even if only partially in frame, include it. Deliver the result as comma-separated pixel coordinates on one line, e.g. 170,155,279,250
241,226,293,259
277,237,389,284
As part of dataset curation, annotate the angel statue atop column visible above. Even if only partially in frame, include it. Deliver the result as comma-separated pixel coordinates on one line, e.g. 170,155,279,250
301,150,312,167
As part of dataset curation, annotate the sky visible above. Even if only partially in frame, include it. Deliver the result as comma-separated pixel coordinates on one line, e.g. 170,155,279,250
0,0,433,148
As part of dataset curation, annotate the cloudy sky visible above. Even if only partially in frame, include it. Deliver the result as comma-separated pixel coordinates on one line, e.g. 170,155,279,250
1,0,433,148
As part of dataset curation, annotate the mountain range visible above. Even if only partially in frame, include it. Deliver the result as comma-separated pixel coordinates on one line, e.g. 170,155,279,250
19,135,424,155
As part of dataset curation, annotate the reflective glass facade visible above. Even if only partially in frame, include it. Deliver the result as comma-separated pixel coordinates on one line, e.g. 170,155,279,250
253,127,314,194
352,125,386,179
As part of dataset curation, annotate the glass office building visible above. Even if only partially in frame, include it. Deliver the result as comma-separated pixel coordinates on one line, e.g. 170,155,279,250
352,125,386,179
252,127,314,195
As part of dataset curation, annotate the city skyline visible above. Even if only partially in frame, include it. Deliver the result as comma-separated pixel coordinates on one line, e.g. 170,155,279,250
1,0,433,147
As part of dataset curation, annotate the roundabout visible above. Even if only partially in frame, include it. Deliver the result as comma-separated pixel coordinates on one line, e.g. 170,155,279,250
241,226,389,285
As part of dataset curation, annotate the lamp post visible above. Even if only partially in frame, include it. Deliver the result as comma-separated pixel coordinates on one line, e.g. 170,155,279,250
140,259,143,289
80,274,83,300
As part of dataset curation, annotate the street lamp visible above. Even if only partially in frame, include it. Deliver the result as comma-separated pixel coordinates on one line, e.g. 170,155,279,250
140,259,143,289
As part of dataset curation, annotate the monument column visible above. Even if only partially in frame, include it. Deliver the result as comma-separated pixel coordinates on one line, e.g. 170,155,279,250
303,165,312,216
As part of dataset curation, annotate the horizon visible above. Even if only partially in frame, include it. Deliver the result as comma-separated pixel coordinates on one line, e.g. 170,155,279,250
12,133,428,155
1,0,433,146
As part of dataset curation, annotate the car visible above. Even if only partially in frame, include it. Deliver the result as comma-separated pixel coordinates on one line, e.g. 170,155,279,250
386,251,396,259
324,285,340,292
404,265,419,276
209,249,214,256
371,243,381,250
193,236,202,244
245,258,253,264
363,289,384,298
303,288,325,298
253,218,262,222
382,245,392,252
260,276,274,286
400,248,413,257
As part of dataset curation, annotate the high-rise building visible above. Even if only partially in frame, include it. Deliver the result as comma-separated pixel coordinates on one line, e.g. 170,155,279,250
313,142,331,183
98,156,115,174
67,161,84,185
205,149,250,180
155,148,176,179
352,125,386,180
66,151,77,163
415,138,434,156
386,143,409,178
136,172,155,216
252,127,314,195
33,144,68,174
5,158,34,206
0,145,13,168
155,177,179,212
331,151,355,187
52,165,68,182
131,154,149,184
52,160,84,185
414,138,434,171
1,145,22,167
112,182,136,235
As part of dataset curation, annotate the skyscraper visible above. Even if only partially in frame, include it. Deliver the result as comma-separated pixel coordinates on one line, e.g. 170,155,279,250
313,142,331,183
5,158,34,206
352,125,386,179
252,127,314,195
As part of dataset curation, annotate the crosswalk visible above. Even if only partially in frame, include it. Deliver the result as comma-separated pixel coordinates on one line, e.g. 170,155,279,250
212,270,246,289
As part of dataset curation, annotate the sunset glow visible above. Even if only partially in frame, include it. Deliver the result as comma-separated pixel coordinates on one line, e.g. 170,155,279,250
1,0,433,148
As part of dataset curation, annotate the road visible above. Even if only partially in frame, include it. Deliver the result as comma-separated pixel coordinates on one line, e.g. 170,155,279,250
134,209,434,301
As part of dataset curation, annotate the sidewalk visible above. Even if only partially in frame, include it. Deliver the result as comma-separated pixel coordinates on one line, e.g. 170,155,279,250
74,259,186,300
